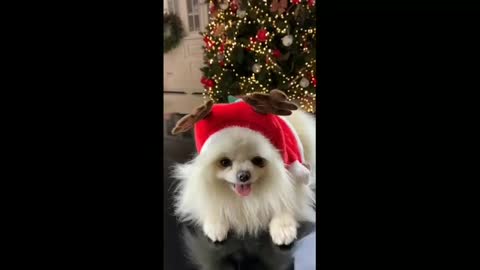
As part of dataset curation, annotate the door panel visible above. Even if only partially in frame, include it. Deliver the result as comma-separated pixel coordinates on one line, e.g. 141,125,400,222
164,0,208,113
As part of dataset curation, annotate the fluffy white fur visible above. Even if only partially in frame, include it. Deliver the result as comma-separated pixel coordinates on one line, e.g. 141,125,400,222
280,110,316,191
172,110,315,245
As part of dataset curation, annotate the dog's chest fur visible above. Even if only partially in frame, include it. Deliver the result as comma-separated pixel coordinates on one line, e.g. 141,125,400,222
204,180,296,236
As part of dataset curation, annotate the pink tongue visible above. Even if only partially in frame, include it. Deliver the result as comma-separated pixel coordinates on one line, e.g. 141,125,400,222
235,184,252,197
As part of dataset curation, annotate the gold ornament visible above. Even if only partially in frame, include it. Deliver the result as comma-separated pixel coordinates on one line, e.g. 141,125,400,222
213,24,225,36
270,0,287,14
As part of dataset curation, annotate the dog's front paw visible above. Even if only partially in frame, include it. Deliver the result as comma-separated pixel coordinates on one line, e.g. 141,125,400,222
269,214,298,245
203,221,229,242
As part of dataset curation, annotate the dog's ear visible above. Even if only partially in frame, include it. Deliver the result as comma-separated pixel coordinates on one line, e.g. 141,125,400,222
171,99,214,135
242,89,298,116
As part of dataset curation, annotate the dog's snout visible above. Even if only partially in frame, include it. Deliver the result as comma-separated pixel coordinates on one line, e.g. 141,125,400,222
237,171,251,182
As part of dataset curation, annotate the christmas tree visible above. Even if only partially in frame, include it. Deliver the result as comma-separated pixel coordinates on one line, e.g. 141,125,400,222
200,0,316,112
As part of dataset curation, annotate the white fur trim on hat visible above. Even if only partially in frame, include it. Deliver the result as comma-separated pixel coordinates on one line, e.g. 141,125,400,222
287,160,310,185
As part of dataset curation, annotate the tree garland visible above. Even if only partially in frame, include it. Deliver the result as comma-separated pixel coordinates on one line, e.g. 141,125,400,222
164,13,185,53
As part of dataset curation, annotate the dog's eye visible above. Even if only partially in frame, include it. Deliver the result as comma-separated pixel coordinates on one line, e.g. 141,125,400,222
219,158,232,167
251,156,266,167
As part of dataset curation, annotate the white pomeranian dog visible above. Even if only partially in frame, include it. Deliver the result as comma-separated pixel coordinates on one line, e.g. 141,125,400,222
171,90,315,245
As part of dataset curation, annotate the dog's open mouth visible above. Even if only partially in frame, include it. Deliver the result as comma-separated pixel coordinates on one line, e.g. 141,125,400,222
232,183,252,197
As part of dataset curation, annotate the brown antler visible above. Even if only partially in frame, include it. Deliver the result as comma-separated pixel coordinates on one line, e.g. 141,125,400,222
171,100,214,135
242,89,298,116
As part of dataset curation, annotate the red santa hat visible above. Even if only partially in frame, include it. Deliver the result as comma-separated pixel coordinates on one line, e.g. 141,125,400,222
194,100,310,184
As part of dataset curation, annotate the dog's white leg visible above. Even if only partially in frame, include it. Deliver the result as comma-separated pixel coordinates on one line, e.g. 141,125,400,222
202,215,229,242
269,212,298,245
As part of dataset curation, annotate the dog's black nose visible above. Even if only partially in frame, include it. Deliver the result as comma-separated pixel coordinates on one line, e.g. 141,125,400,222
237,171,251,182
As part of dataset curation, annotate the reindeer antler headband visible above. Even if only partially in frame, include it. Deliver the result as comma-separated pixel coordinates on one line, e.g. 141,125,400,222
171,89,297,135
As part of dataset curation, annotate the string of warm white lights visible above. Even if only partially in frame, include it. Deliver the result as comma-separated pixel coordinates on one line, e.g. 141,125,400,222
201,0,316,112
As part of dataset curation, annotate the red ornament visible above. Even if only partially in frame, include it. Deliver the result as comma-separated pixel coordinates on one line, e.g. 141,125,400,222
292,0,301,4
256,29,269,42
272,49,282,58
308,0,315,6
201,77,215,88
311,76,317,87
219,42,225,53
231,3,238,12
219,60,225,67
203,36,214,49
209,4,217,14
205,79,215,88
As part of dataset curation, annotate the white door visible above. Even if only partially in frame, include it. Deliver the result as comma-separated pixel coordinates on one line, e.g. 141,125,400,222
164,0,209,114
